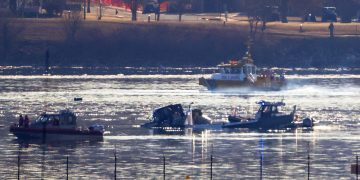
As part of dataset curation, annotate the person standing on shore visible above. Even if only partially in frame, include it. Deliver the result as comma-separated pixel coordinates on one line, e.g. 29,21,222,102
329,22,334,38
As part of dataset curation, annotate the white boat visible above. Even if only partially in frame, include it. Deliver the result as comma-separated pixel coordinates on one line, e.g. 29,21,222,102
199,50,286,90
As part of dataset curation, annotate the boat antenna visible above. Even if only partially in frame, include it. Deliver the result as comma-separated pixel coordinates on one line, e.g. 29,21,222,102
244,36,254,64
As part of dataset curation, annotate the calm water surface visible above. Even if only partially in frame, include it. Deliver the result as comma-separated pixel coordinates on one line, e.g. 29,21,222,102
0,73,359,179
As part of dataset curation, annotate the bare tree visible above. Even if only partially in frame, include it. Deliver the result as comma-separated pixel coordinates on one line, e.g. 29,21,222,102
177,0,186,22
122,0,140,21
87,0,91,13
244,0,266,40
131,0,138,21
122,0,143,21
280,0,289,23
63,12,82,43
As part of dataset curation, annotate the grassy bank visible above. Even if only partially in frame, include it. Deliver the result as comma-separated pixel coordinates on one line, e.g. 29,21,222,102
1,18,359,68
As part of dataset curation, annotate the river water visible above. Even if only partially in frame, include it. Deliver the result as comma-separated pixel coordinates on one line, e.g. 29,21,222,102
0,70,359,179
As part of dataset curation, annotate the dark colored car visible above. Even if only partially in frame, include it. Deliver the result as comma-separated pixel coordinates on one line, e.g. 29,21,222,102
303,13,316,22
142,2,159,14
322,7,337,22
263,6,280,22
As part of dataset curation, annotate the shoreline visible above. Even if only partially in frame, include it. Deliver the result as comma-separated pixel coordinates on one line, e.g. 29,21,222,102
1,18,359,68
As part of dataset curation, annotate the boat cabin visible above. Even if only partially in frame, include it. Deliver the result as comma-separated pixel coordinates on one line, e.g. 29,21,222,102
211,51,258,81
256,100,287,118
30,110,77,129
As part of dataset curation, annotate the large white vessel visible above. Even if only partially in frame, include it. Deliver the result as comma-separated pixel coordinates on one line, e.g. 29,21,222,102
199,50,286,90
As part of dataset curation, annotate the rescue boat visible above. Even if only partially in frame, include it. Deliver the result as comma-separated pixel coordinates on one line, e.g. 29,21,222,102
199,50,286,90
10,110,105,140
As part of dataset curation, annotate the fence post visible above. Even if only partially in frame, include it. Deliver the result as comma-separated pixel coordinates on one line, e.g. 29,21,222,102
163,155,166,180
210,154,213,180
114,149,117,180
357,155,359,180
260,153,263,180
307,152,310,180
17,153,20,180
66,156,69,180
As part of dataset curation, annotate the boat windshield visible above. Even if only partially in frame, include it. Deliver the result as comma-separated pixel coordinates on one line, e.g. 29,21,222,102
259,105,280,114
35,115,48,124
243,65,256,75
219,67,244,74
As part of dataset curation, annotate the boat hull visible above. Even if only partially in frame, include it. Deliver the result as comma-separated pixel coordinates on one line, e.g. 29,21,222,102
199,77,286,90
9,126,103,141
223,114,294,129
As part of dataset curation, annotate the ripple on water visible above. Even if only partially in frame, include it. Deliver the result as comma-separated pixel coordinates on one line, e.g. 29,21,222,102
0,74,359,179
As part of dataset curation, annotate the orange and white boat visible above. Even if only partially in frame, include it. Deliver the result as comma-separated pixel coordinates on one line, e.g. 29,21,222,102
199,51,286,90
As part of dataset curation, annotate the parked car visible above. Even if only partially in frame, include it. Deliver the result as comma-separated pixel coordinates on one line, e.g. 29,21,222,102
142,1,159,14
263,6,280,22
352,18,360,22
351,12,360,22
303,13,316,22
322,7,337,22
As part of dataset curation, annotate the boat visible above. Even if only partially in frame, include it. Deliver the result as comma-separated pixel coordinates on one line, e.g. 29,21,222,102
141,104,220,130
199,49,286,90
223,100,313,129
9,110,105,140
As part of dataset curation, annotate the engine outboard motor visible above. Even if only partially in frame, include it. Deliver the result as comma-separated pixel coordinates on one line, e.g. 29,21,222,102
302,118,314,128
89,124,105,133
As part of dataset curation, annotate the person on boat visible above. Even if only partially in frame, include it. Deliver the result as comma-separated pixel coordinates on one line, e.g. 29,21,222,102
24,115,30,128
18,114,24,127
